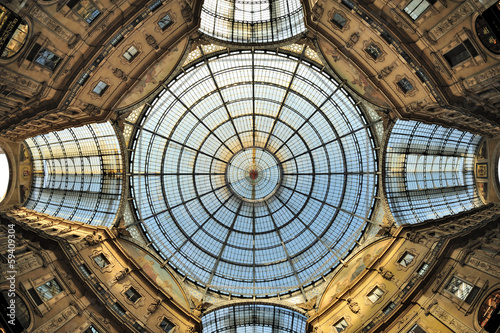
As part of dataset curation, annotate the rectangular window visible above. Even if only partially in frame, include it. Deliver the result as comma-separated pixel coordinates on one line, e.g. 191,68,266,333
445,276,474,301
443,39,479,67
67,0,101,24
333,318,348,332
158,14,173,30
417,263,429,276
92,81,108,96
93,253,110,267
331,13,347,29
35,279,63,302
79,264,92,277
408,324,426,333
110,33,124,47
398,252,415,267
160,318,175,332
133,322,147,333
111,302,127,316
123,46,139,62
125,287,141,303
26,43,61,71
365,43,382,60
367,286,384,303
149,0,162,12
83,325,101,333
404,0,436,20
383,302,396,315
397,78,414,93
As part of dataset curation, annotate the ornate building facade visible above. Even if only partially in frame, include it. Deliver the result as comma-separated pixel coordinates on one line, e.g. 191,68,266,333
0,0,500,332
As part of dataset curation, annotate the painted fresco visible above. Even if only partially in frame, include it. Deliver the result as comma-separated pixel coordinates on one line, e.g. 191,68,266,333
119,240,189,309
319,238,390,310
318,38,391,108
117,38,188,109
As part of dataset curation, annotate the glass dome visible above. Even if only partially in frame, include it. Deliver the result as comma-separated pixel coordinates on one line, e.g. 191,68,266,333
130,50,378,297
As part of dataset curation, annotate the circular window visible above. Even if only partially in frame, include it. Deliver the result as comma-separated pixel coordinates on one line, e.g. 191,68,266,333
475,3,500,55
0,20,29,59
478,289,500,331
130,50,378,297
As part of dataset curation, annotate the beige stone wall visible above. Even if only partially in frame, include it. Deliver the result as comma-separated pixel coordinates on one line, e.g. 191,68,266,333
0,207,201,332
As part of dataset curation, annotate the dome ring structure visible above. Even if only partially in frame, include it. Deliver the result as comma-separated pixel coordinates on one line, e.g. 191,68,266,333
130,49,378,297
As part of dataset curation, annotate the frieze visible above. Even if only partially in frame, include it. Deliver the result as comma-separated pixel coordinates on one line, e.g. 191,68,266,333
468,257,500,277
427,2,474,41
32,305,78,333
0,67,41,94
464,64,500,87
30,5,74,43
433,305,475,333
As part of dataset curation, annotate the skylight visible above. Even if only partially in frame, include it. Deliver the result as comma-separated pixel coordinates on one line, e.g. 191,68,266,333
129,50,378,297
199,0,306,44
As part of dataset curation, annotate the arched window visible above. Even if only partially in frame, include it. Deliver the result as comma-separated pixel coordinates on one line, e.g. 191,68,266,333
475,1,500,54
202,304,307,333
199,0,306,44
0,5,29,59
24,122,123,227
385,120,483,224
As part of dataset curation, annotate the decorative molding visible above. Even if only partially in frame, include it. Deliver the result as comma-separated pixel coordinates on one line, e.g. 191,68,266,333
468,257,500,277
433,305,475,333
0,67,41,94
427,2,474,41
311,2,324,22
464,64,500,87
30,5,75,43
32,305,77,333
346,32,360,49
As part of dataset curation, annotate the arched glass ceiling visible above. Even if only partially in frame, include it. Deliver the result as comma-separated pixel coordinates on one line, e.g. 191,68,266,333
129,50,378,297
385,120,483,225
24,122,123,227
202,304,307,333
199,0,306,44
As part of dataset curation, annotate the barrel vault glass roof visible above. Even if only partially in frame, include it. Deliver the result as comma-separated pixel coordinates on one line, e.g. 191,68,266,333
129,50,379,297
199,0,306,44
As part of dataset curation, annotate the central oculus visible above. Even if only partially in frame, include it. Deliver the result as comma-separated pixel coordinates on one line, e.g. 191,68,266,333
226,147,282,202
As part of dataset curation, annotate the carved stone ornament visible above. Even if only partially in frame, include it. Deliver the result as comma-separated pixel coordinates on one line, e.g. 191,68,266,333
181,1,194,23
84,231,102,245
347,298,360,314
406,231,425,243
311,2,324,22
378,63,396,79
427,2,474,41
346,32,360,49
146,298,162,316
378,267,394,280
115,268,130,281
146,35,159,50
112,68,128,81
191,297,212,317
83,104,101,116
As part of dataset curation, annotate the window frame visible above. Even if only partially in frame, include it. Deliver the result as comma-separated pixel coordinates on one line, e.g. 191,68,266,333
443,38,479,68
398,251,416,268
92,81,109,96
157,12,173,31
123,45,139,62
66,0,101,25
367,286,385,304
159,317,176,332
26,43,61,71
333,317,349,332
444,276,479,304
403,0,436,20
